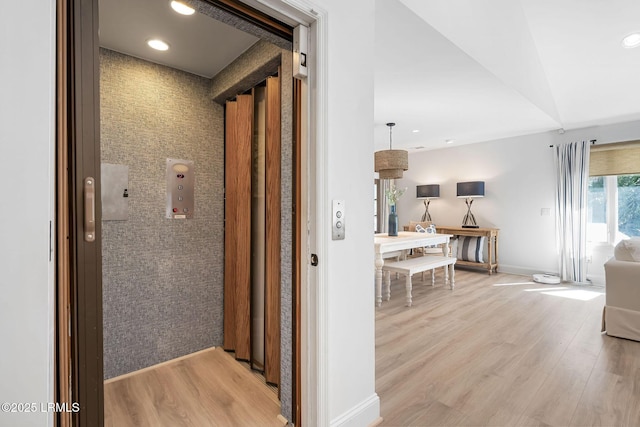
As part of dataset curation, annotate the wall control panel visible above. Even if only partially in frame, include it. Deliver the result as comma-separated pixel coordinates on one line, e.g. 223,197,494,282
166,158,194,219
101,163,129,221
332,199,345,240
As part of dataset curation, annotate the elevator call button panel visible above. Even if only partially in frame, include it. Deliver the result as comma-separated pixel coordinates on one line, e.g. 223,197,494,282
166,158,194,219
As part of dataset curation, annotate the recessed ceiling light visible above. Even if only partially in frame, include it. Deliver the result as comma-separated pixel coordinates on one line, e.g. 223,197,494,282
412,129,420,133
170,1,195,15
147,39,170,51
622,32,640,48
446,139,454,144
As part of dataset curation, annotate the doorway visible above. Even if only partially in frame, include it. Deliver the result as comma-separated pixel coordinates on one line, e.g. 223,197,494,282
57,0,312,425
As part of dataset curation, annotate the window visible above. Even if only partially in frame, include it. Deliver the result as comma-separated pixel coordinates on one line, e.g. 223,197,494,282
587,174,640,245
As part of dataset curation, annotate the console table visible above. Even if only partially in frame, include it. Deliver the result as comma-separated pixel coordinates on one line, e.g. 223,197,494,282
435,226,499,274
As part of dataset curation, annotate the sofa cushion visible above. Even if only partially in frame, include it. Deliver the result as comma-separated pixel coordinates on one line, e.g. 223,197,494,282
457,236,485,263
614,238,640,262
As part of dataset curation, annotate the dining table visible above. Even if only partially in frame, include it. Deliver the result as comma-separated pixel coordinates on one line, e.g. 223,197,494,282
374,231,453,306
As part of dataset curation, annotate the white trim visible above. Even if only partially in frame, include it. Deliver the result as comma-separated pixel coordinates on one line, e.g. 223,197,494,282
498,264,559,277
257,1,328,424
329,393,381,427
47,1,57,426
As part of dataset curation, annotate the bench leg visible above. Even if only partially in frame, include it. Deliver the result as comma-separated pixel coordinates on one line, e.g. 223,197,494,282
405,274,412,307
431,269,435,286
385,270,391,301
450,264,455,289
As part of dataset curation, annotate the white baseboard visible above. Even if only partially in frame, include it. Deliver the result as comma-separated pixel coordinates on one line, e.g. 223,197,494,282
498,264,558,278
330,393,380,427
498,265,606,287
587,274,605,286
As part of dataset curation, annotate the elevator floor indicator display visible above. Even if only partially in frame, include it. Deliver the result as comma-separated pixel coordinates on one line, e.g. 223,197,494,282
166,158,195,219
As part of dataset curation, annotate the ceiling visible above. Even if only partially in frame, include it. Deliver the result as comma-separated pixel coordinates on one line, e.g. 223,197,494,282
98,0,640,152
99,0,260,78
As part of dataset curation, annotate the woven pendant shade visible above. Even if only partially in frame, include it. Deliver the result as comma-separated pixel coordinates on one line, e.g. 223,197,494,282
375,150,408,179
375,122,408,179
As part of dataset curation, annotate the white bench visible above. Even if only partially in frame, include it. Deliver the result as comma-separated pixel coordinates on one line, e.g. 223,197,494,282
382,255,456,306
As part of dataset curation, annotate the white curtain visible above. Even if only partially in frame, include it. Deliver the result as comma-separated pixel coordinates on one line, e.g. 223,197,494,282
376,179,392,233
554,141,590,283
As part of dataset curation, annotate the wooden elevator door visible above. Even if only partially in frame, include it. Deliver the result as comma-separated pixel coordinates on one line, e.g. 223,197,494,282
224,75,281,388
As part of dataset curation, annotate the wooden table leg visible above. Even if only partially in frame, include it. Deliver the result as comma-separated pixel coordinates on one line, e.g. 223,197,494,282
375,254,384,306
385,270,391,301
450,264,455,289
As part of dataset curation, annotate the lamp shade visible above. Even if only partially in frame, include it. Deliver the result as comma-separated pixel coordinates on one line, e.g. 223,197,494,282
416,184,440,199
457,181,485,198
374,150,409,179
375,122,408,179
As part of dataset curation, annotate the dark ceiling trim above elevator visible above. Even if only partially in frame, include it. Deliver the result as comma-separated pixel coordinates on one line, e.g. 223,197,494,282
202,0,293,41
184,0,293,50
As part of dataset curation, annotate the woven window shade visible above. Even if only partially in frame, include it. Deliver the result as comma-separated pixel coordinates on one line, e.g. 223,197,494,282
589,140,640,176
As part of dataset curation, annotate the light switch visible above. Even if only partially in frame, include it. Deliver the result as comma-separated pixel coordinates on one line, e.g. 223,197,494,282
541,208,551,216
332,200,345,240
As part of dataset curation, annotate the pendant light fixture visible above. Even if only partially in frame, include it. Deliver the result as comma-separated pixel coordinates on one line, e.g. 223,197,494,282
375,122,408,179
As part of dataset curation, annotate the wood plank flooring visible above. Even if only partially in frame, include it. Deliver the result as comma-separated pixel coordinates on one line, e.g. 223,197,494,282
376,269,640,427
104,347,283,427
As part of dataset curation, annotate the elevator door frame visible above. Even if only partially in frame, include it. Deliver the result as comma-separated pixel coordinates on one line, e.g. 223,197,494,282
58,0,324,426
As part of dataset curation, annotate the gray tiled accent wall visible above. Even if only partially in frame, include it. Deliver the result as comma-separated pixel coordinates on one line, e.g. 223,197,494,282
100,48,224,379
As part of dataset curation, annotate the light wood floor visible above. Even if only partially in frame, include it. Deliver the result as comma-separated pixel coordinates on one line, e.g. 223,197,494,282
104,347,283,427
376,269,640,427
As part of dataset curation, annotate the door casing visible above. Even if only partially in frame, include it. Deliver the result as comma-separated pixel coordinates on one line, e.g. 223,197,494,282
59,0,320,425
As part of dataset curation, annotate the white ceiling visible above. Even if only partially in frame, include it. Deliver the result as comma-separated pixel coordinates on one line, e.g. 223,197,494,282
99,0,260,78
375,0,640,151
98,0,640,151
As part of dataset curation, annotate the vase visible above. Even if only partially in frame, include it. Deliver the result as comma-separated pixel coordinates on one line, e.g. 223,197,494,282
388,204,398,236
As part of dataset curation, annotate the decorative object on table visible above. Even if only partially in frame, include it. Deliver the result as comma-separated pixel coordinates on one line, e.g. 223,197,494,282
416,223,436,234
388,205,399,236
416,184,440,222
457,181,485,228
374,122,408,179
385,184,406,236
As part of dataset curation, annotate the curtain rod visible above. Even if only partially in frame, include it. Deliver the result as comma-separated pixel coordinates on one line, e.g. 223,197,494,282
549,139,596,148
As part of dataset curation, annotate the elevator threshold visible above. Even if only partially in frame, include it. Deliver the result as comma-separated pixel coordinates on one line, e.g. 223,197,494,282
104,347,286,427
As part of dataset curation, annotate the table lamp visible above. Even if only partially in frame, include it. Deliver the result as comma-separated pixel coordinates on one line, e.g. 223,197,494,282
457,181,484,228
416,184,440,222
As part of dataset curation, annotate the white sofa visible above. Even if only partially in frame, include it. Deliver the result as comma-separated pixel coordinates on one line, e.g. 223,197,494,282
602,238,640,341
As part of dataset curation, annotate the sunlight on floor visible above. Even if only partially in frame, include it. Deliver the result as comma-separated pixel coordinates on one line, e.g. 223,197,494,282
492,281,537,287
540,289,603,301
492,282,604,301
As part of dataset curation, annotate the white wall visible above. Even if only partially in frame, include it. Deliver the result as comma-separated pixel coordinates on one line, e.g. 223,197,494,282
310,1,380,425
0,1,55,427
396,120,640,279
